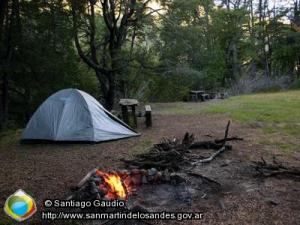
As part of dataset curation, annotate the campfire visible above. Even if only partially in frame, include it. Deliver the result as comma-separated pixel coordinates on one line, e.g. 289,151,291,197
67,121,249,224
95,170,128,200
70,167,168,202
69,122,238,203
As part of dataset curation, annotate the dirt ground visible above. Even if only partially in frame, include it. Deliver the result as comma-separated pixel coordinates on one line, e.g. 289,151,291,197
0,110,299,225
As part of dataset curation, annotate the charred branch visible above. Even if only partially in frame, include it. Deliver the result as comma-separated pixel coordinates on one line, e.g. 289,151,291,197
252,157,300,180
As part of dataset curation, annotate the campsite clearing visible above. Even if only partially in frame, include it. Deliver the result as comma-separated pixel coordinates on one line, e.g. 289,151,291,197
0,91,300,225
153,91,300,154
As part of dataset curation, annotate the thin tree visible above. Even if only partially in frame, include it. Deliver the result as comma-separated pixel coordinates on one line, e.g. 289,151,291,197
70,0,152,110
0,0,20,129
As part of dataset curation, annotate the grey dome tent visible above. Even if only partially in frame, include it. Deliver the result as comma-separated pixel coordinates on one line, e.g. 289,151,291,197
21,89,139,142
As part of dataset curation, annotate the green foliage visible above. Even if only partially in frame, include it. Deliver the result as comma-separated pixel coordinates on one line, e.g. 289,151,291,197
149,66,202,102
1,0,299,128
1,0,98,127
153,0,227,98
272,28,300,73
290,78,300,89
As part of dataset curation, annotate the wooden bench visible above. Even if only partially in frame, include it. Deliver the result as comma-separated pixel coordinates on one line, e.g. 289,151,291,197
208,92,217,99
189,90,205,101
200,94,210,101
145,105,152,128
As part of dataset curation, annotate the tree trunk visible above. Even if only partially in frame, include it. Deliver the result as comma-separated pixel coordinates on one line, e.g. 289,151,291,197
248,0,256,78
250,60,257,78
0,73,8,128
0,0,21,129
0,0,9,129
232,41,239,81
0,0,8,34
105,73,115,110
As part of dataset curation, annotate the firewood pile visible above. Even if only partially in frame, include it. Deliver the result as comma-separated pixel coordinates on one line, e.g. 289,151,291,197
121,132,195,171
122,121,243,170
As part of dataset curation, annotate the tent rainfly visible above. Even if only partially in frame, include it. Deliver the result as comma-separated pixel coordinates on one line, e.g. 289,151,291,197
21,89,139,142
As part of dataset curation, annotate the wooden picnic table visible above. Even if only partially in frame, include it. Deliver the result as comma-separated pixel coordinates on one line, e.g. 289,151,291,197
119,99,139,128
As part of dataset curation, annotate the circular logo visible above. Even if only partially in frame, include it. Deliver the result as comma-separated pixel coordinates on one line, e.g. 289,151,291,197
4,189,37,222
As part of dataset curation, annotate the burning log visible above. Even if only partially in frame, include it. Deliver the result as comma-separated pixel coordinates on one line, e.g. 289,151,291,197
252,157,300,180
69,169,130,201
68,167,172,202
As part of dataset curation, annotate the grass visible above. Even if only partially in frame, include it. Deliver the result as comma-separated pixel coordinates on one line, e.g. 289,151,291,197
152,102,205,116
204,91,300,123
203,90,300,153
152,90,300,153
131,137,154,154
0,129,22,149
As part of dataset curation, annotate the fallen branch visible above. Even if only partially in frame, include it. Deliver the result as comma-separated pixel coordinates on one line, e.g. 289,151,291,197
252,157,300,180
215,136,243,144
191,121,231,165
189,135,242,150
189,122,242,151
76,168,97,188
191,145,227,164
189,141,232,150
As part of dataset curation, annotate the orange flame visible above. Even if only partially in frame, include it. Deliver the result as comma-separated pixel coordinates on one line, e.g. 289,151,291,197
96,170,127,200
